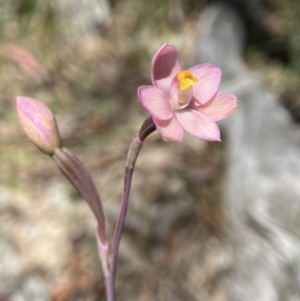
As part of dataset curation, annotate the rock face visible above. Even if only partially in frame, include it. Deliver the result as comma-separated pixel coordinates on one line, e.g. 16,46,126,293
196,2,300,301
53,0,111,38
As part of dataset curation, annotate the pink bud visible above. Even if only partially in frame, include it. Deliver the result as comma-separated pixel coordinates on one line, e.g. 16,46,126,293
0,43,42,77
16,96,61,155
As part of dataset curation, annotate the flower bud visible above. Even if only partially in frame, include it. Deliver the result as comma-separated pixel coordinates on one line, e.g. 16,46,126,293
16,96,61,155
0,43,42,77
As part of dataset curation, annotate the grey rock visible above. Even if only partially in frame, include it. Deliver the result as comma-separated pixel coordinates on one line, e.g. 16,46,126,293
11,277,50,301
196,2,300,301
53,0,111,38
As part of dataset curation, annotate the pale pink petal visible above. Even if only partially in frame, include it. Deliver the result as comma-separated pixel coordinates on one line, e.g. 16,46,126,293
169,77,180,108
138,85,173,120
0,43,42,77
197,93,238,121
151,44,181,93
176,110,221,141
16,96,61,154
169,76,193,110
189,64,221,105
154,116,184,141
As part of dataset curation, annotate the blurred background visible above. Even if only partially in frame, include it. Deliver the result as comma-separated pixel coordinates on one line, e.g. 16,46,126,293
1,0,300,300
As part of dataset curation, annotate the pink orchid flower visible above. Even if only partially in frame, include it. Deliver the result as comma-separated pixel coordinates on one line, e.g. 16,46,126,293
137,44,238,141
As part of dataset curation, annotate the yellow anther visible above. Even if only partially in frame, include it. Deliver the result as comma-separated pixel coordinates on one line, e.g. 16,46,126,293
177,70,198,91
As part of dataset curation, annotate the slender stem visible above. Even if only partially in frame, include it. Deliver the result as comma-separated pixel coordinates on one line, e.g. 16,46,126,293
110,137,143,277
53,147,111,298
105,276,114,301
53,147,106,243
107,117,156,300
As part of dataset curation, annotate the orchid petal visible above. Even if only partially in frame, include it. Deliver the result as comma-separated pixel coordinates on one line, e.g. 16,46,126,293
0,44,42,77
189,64,221,105
16,96,61,154
197,93,238,121
169,77,180,109
176,110,221,141
138,85,173,120
169,76,193,110
151,44,181,93
154,116,184,141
